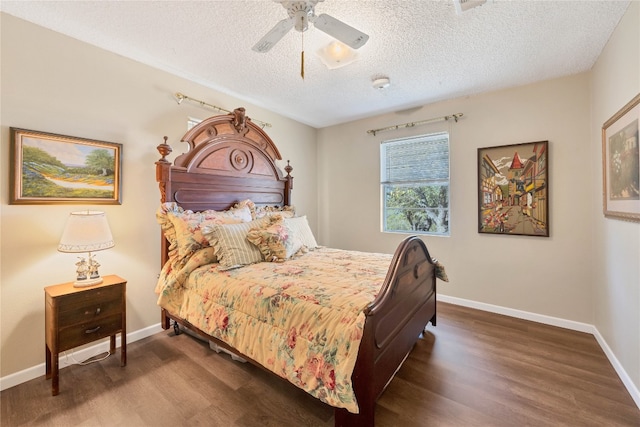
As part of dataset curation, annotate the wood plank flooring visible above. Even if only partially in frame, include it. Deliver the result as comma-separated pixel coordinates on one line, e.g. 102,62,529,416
2,302,639,426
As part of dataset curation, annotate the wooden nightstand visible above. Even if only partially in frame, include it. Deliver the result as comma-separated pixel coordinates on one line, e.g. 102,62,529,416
45,275,127,396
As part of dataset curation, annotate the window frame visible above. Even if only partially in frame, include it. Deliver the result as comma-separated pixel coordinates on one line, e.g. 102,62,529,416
380,132,451,236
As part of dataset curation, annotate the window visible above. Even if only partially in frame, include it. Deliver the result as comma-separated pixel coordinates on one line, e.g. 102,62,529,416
380,132,450,235
187,117,201,130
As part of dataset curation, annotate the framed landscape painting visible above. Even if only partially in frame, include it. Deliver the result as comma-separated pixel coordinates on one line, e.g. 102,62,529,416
602,93,640,222
10,128,122,204
478,141,549,237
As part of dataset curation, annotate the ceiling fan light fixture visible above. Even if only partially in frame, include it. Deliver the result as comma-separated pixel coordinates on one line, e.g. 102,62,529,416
316,41,358,69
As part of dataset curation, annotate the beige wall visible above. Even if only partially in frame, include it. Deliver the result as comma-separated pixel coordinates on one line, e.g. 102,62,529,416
318,73,594,322
0,14,317,378
590,1,640,400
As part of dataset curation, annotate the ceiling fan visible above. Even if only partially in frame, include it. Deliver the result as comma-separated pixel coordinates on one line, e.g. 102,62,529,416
252,0,369,53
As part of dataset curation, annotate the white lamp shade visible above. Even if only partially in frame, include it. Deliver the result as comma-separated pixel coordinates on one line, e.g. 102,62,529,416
58,211,114,253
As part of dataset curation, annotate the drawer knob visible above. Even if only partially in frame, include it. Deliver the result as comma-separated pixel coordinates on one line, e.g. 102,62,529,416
85,326,101,334
95,307,101,316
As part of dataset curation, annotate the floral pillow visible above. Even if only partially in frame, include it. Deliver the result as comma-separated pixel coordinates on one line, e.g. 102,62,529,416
156,202,184,259
157,203,181,242
255,204,296,219
246,215,305,262
233,199,295,220
161,203,252,262
233,199,256,215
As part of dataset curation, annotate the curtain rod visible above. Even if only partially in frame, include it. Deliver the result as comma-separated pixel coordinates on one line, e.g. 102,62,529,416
174,92,272,129
366,113,463,136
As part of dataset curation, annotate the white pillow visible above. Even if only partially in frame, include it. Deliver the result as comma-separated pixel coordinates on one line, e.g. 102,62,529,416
284,215,318,250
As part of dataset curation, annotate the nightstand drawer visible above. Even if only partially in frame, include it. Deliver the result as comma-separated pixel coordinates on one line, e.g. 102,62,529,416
57,287,123,327
58,313,123,352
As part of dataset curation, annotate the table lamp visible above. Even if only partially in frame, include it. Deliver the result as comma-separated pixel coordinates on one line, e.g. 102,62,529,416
58,211,114,287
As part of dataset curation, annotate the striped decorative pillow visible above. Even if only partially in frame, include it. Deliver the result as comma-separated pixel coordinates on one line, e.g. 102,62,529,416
203,218,269,270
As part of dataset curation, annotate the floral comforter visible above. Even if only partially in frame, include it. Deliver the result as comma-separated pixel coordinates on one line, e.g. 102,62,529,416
155,247,395,413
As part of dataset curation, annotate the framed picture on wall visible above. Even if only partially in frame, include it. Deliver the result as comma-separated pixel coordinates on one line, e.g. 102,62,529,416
602,93,640,222
478,141,549,237
10,128,122,205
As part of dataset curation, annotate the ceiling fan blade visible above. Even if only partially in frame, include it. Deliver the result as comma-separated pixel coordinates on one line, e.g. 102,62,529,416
313,13,369,49
252,18,295,53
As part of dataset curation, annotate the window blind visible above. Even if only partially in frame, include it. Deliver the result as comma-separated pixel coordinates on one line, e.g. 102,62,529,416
381,133,449,183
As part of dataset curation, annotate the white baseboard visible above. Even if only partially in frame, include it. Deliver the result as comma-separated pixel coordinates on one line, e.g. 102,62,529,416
592,327,640,408
438,295,596,332
0,323,163,392
438,295,640,409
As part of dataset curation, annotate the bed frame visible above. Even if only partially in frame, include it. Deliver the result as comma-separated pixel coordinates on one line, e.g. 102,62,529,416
155,108,437,426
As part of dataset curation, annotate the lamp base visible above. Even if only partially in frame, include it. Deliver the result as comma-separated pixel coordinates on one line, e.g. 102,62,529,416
73,277,103,288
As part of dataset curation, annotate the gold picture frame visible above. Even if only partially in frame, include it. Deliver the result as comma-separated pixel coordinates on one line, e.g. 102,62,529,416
602,93,640,222
10,128,122,205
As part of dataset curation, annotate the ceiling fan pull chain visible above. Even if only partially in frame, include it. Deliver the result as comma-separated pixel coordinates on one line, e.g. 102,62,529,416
300,30,305,80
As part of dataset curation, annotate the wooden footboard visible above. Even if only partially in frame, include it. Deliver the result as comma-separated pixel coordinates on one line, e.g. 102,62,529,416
335,236,437,427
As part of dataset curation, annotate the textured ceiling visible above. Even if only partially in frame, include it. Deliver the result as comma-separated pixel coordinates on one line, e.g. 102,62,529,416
0,0,631,128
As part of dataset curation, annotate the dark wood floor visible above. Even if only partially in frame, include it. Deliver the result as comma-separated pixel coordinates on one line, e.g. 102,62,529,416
2,302,639,426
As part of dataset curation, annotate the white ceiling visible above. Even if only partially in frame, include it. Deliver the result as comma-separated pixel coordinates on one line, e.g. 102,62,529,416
0,0,631,128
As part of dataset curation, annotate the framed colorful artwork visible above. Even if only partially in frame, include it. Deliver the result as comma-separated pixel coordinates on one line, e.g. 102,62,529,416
10,128,122,204
478,141,549,237
602,93,640,222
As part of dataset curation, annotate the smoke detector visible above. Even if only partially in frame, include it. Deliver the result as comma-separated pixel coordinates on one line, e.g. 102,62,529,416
372,76,390,90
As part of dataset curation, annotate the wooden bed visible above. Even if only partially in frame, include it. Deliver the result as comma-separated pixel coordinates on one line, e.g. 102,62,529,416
155,108,437,426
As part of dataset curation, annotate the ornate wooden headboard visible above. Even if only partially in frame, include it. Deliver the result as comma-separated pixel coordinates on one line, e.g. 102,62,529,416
155,107,293,263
